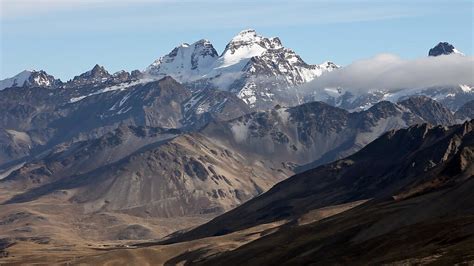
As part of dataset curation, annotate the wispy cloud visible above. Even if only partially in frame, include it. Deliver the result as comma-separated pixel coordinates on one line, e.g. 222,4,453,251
1,0,426,25
305,54,474,93
0,0,167,18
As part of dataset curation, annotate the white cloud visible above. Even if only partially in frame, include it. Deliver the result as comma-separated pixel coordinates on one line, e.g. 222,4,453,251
305,53,474,93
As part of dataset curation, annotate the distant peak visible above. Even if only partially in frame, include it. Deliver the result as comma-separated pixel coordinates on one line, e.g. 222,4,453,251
429,42,464,56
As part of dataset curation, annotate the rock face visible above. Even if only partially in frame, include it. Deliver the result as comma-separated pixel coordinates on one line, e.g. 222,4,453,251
429,42,464,56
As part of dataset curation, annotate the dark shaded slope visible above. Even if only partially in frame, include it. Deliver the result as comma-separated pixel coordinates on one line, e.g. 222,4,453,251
199,178,474,265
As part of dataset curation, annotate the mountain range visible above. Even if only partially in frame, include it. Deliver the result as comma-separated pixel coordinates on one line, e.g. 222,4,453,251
2,31,472,112
0,30,473,264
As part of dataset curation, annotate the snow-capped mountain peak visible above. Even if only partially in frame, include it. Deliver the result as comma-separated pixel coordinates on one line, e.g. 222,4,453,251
144,29,339,110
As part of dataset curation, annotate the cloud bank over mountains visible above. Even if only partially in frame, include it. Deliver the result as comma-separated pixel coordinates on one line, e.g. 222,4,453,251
305,53,474,93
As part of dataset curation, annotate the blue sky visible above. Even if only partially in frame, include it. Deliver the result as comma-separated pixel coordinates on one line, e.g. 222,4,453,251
1,0,473,80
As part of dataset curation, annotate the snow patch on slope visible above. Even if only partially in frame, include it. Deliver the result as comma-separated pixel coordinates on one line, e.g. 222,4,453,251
69,79,153,103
